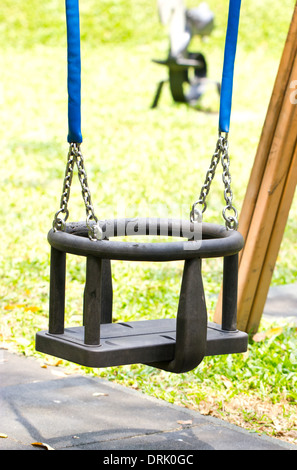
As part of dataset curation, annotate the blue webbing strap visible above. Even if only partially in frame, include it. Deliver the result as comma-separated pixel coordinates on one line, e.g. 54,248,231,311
66,0,82,144
219,0,242,134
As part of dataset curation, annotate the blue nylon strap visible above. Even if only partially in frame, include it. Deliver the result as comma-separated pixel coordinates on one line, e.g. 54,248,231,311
219,0,241,134
66,0,82,143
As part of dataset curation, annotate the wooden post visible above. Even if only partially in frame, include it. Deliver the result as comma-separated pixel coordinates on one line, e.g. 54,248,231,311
238,2,297,243
214,3,297,332
246,144,297,332
236,70,297,332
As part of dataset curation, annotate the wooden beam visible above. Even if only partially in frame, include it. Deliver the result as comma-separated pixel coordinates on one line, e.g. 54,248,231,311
236,57,297,332
238,2,297,243
246,144,297,332
214,4,297,331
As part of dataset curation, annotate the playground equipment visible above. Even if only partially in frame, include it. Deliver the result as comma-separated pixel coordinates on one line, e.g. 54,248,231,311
36,0,248,372
151,1,220,108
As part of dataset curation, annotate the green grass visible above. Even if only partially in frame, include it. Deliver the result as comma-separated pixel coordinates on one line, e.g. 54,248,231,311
0,0,296,444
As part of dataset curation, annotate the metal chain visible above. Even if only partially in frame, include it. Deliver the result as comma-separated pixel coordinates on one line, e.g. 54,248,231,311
52,145,75,232
190,133,238,230
53,143,102,241
190,135,223,223
220,135,239,230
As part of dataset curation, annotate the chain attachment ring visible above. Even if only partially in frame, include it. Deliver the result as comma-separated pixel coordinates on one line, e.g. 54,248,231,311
222,206,239,230
86,214,103,242
53,208,69,232
190,205,203,224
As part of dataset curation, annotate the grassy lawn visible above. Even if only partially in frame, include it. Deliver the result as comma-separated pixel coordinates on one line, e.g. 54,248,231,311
0,0,297,444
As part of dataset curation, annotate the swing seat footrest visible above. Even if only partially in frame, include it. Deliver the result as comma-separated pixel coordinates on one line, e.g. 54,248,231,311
36,319,248,369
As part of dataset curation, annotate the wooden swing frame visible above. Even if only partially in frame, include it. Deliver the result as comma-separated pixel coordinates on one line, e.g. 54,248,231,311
215,2,297,333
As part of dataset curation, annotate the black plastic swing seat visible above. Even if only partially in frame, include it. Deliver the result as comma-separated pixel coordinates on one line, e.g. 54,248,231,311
36,319,248,369
35,218,248,373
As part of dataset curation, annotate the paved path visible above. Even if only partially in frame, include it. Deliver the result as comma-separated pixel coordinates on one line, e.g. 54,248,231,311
0,350,296,451
263,283,297,323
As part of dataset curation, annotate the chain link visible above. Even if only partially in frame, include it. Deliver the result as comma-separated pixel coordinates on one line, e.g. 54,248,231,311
53,143,102,241
190,135,223,223
52,146,75,232
220,135,239,230
190,133,238,230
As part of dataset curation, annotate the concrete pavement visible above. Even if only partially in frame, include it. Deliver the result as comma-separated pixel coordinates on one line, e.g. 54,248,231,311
1,349,296,451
